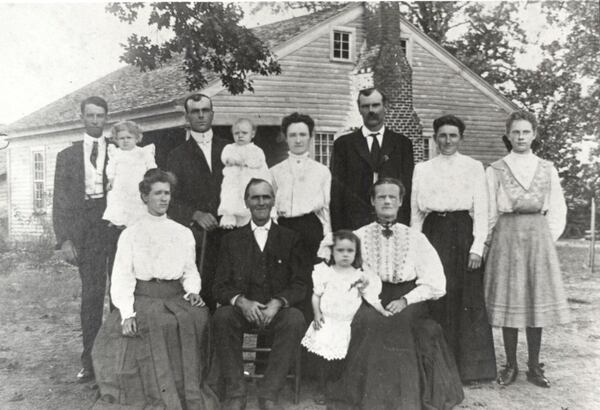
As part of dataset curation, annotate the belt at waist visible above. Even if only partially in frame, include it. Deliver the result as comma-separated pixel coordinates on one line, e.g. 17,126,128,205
429,210,470,218
134,279,184,298
504,210,547,215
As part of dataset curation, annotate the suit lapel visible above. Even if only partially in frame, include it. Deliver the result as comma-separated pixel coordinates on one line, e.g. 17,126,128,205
263,223,278,255
72,142,86,198
211,138,226,176
350,131,373,169
379,129,397,166
187,138,212,174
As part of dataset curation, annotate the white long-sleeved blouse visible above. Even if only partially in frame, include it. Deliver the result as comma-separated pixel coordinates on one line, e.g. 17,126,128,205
486,152,566,241
270,152,332,234
411,152,488,256
354,222,446,306
110,213,201,320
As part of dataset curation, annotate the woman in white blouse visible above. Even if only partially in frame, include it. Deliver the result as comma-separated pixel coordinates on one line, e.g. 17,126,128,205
411,115,496,382
92,169,218,409
270,112,331,318
485,111,570,388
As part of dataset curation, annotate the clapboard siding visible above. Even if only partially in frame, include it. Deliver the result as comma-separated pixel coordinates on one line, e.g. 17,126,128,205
412,41,509,165
212,16,364,131
8,134,74,240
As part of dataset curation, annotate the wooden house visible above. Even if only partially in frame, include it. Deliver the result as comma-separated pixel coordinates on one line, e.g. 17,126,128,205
4,3,517,240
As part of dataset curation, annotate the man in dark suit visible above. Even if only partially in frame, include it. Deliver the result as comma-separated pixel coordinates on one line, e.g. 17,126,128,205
213,179,309,410
53,96,110,382
330,87,414,230
166,93,228,310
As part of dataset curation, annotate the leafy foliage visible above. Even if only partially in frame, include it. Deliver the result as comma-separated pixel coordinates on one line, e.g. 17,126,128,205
106,2,281,94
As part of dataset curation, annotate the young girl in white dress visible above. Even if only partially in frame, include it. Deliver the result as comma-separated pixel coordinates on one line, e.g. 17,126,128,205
218,118,272,228
103,120,156,227
302,230,389,404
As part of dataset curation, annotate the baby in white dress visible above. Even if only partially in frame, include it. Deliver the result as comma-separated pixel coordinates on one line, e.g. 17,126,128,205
302,230,389,404
218,118,271,228
103,120,156,227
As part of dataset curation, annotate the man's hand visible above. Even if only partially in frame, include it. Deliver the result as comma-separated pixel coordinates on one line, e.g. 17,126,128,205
467,253,482,270
188,293,205,307
235,296,266,326
192,211,219,232
260,299,283,328
313,310,325,330
121,317,137,337
385,297,408,315
106,179,114,191
61,240,78,265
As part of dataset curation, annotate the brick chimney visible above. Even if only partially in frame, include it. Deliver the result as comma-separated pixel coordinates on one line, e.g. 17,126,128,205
372,2,424,161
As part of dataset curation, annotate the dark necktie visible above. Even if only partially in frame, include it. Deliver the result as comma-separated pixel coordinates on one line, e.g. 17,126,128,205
369,133,381,167
90,141,98,168
378,220,395,238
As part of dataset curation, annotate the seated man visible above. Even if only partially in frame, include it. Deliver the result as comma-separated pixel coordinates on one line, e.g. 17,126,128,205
213,178,309,410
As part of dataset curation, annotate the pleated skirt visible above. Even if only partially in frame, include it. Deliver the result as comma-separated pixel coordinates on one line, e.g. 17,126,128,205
423,211,496,382
327,282,464,410
484,213,571,328
92,280,219,410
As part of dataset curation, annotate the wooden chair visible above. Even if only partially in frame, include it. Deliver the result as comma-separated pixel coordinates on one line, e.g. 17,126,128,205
242,328,302,404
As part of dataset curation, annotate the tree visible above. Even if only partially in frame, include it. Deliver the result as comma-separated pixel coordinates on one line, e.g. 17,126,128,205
106,2,281,94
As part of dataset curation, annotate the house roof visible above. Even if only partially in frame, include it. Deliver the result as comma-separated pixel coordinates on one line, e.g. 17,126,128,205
7,3,352,133
8,2,516,134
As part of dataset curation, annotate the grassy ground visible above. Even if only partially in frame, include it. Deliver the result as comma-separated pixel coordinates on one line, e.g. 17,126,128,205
0,240,598,409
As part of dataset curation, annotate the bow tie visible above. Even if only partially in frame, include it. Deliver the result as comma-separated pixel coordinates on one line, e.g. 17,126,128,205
377,220,395,238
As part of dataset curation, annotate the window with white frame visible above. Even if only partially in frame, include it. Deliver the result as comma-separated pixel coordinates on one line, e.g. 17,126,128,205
423,135,436,161
314,132,335,167
331,28,355,61
32,150,45,211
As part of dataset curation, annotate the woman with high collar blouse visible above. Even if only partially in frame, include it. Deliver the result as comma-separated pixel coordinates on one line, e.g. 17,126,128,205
411,114,496,382
270,112,331,319
485,111,570,388
92,169,218,409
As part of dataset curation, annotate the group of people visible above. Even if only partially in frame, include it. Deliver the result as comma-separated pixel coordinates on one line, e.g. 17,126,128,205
51,87,570,410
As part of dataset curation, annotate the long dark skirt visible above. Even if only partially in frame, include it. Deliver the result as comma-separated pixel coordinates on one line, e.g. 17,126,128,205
92,280,219,410
278,212,324,320
328,281,464,410
423,211,496,382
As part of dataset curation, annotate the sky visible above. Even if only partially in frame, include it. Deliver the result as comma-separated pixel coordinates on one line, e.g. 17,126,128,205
0,1,557,127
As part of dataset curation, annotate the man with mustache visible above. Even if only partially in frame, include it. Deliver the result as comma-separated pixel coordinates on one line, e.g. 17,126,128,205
330,87,414,230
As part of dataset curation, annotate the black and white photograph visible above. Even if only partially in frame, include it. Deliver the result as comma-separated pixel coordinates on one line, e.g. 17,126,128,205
0,1,598,409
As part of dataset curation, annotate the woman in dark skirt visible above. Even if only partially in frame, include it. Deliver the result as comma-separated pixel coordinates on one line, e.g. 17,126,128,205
328,178,464,409
270,112,331,317
92,169,218,409
411,115,496,382
485,111,570,388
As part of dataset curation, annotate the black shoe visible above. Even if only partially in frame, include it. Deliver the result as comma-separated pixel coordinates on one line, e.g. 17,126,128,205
497,364,518,386
526,363,550,388
76,367,95,383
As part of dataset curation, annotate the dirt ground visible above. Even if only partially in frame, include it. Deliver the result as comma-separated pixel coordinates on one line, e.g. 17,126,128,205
0,240,598,410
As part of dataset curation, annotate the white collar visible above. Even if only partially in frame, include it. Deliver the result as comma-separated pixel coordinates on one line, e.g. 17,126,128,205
83,133,105,145
144,212,168,221
288,152,309,161
361,125,385,138
508,151,535,161
251,219,272,231
190,129,213,144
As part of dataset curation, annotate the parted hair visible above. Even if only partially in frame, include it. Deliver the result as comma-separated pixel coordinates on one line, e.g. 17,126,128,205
139,168,177,196
243,178,274,200
281,112,315,136
505,110,538,134
433,114,465,136
80,96,108,114
370,177,406,202
183,93,213,113
357,87,387,106
327,230,363,269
